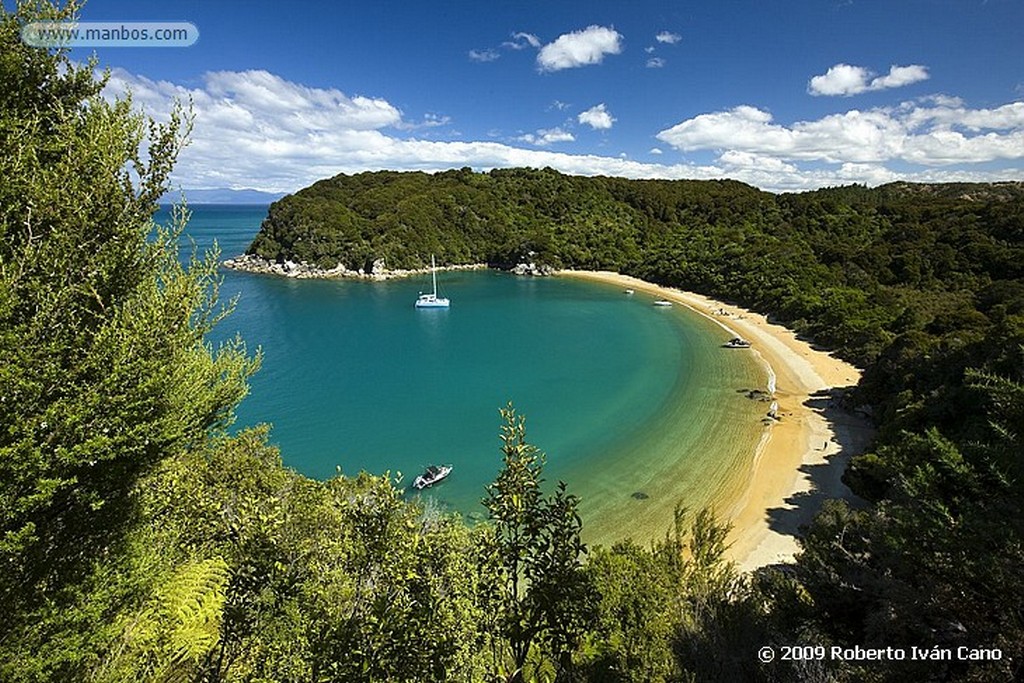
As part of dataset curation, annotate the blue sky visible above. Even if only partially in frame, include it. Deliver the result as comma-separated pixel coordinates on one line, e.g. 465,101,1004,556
48,0,1024,192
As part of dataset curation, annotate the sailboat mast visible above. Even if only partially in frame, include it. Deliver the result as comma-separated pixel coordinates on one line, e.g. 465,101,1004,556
414,253,449,308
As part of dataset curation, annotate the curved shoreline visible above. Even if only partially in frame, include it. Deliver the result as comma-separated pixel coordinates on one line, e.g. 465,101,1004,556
559,270,874,571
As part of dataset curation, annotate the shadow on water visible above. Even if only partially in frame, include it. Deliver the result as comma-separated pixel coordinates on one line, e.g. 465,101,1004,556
763,386,876,549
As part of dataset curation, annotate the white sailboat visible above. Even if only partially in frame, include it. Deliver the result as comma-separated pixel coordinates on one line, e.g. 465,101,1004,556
414,255,450,308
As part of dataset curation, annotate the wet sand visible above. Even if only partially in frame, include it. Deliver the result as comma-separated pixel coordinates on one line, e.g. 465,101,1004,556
560,270,874,571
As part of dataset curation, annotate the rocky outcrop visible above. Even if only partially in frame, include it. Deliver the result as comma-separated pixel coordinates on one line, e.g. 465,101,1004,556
222,254,361,278
510,261,554,276
222,254,487,280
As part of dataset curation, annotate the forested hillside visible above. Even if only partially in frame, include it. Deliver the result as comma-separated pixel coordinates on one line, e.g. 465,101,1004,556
3,1,1023,680
250,169,1024,369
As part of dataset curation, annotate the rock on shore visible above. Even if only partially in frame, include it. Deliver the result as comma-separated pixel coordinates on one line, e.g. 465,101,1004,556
510,261,554,276
222,254,488,280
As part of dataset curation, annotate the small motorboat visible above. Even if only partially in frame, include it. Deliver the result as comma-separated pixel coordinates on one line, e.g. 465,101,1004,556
652,300,673,307
413,464,452,490
624,289,635,295
723,337,752,348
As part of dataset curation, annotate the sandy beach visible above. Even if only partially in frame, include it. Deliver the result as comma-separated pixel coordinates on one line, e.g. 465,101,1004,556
560,270,874,572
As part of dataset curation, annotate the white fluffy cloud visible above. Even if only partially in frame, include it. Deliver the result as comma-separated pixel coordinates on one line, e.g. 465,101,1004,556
104,67,1023,194
537,25,623,72
117,68,403,132
578,103,615,130
655,31,681,44
656,101,1024,166
518,127,576,146
902,99,1024,132
809,63,929,96
646,57,666,69
718,150,798,174
871,64,929,90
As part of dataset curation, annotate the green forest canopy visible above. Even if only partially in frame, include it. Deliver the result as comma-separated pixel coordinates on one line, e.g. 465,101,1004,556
248,168,1024,371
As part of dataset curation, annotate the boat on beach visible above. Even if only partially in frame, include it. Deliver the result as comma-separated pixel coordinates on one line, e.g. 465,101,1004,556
413,464,452,490
415,255,450,308
723,337,752,348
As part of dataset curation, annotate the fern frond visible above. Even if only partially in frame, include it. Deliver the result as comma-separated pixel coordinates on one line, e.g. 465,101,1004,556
95,556,230,683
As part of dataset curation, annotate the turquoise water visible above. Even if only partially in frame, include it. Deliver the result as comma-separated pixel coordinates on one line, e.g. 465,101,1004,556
165,205,767,542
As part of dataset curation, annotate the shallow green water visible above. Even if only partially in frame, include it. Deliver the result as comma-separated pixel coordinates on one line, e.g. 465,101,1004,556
172,206,768,542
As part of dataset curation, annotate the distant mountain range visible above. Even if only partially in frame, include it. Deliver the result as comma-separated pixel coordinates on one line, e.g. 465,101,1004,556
160,188,287,204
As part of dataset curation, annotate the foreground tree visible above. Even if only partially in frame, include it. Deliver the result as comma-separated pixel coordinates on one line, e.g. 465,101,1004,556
479,404,597,682
0,1,255,677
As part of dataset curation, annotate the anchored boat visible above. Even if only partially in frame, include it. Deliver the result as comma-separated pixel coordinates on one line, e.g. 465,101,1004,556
413,464,452,490
414,255,450,308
